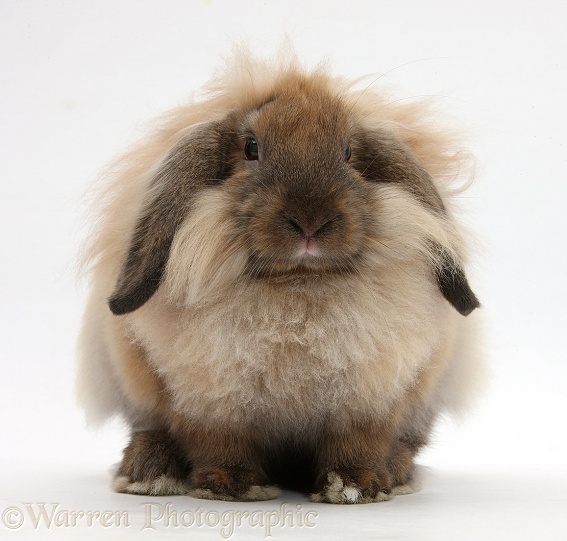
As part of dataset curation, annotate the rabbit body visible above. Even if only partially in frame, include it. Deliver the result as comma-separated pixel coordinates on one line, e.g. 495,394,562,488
78,55,483,503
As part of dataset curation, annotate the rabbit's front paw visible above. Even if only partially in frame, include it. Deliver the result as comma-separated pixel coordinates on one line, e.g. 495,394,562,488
310,469,393,504
113,430,190,496
189,466,280,502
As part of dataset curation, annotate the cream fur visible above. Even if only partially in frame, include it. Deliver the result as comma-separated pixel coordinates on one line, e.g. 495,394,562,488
310,472,393,504
77,51,484,467
130,266,450,431
112,475,190,496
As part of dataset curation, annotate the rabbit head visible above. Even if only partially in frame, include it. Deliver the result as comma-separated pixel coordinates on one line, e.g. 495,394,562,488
107,69,478,316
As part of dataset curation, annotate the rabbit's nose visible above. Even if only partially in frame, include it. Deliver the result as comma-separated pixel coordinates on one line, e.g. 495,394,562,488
284,212,342,240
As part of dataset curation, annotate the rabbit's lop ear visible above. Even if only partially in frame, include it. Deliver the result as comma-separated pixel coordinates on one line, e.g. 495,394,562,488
108,118,237,315
435,251,480,316
353,129,480,316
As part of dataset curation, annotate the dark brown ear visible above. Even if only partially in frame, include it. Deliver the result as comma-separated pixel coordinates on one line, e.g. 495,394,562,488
435,252,480,316
351,128,446,212
108,118,237,315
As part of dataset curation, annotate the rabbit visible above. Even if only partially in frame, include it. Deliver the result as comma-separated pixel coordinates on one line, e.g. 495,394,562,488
77,51,484,504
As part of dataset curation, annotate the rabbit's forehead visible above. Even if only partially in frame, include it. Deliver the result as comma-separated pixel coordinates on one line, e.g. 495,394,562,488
245,91,352,143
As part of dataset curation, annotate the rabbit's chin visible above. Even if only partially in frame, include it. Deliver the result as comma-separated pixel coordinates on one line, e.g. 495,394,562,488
244,252,359,280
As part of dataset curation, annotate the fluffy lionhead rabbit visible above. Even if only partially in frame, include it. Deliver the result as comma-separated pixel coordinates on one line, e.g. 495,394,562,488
78,52,483,504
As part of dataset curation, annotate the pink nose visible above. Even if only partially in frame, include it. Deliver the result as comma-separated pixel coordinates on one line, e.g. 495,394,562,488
297,235,320,257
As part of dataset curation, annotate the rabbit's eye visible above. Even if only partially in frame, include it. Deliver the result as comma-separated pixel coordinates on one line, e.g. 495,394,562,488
245,138,259,160
344,144,352,162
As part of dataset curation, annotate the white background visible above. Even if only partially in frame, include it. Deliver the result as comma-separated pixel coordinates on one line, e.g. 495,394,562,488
1,0,566,539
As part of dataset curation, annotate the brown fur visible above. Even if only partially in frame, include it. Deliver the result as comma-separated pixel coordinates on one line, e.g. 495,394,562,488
117,430,189,483
78,52,484,503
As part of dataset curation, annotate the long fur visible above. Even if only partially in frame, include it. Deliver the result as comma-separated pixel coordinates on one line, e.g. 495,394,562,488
77,50,484,502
